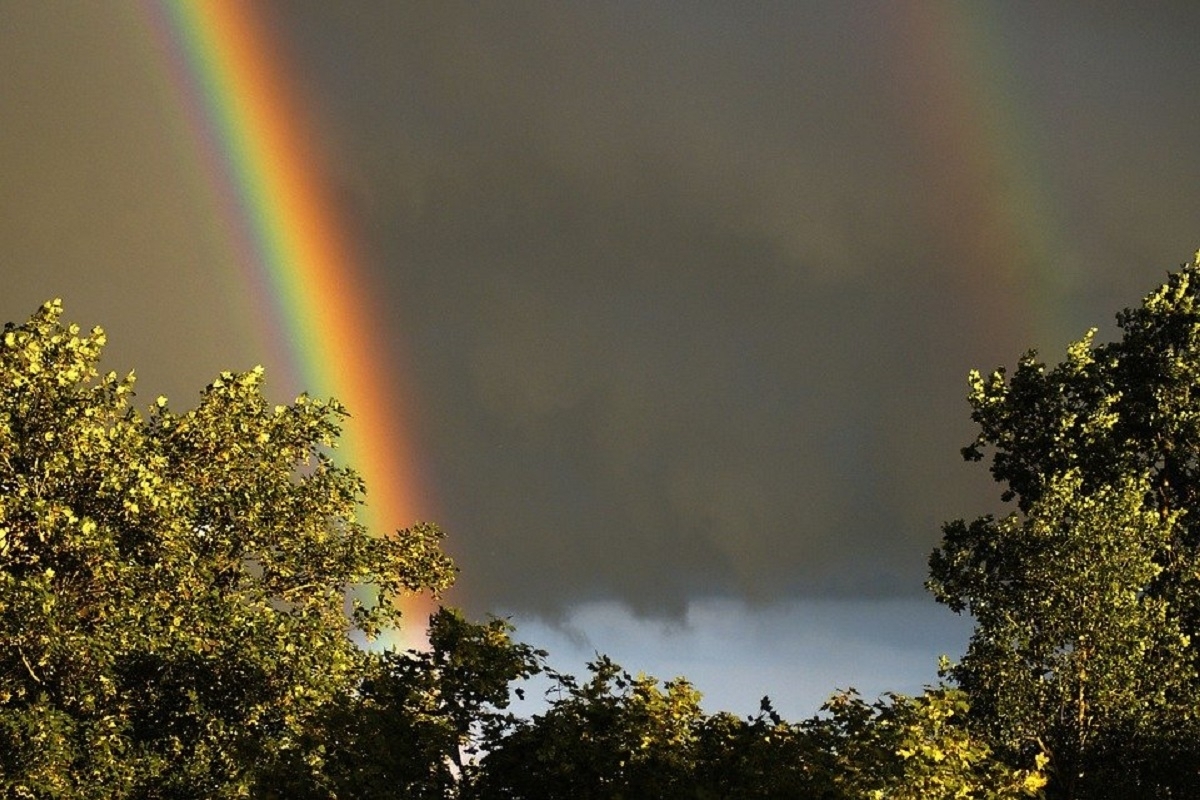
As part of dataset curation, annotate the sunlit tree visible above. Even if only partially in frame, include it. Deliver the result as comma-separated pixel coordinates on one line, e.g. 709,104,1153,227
930,257,1200,797
0,300,456,797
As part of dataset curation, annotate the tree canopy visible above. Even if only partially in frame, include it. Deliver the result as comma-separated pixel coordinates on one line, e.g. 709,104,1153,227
20,253,1200,800
930,256,1200,798
0,300,459,796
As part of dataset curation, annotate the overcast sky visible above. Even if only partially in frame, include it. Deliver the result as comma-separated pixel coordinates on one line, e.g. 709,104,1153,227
4,1,1200,717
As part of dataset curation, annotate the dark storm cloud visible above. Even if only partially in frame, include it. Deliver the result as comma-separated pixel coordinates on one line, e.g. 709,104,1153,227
264,1,1200,617
267,2,994,616
5,2,1200,621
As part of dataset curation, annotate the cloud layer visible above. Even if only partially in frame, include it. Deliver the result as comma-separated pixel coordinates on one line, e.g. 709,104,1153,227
4,2,1200,622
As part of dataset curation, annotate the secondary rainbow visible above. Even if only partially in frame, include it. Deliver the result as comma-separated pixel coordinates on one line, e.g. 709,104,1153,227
890,2,1079,354
142,0,436,648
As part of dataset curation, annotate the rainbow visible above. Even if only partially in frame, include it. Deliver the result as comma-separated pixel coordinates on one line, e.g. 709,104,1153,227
890,2,1079,354
139,0,436,649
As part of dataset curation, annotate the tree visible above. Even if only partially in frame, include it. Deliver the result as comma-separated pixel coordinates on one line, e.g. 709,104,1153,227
929,256,1200,797
809,687,1046,800
472,656,1043,799
0,300,456,797
473,655,708,799
0,297,1068,797
321,608,544,799
690,701,835,799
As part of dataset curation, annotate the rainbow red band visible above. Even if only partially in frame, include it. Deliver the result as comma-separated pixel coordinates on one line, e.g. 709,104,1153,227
143,0,436,649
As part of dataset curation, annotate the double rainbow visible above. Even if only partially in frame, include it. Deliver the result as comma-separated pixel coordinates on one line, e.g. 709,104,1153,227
143,0,435,649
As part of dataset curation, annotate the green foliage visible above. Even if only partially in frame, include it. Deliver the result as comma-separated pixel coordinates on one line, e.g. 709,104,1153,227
474,655,708,799
475,655,827,798
15,288,1168,797
931,257,1200,797
474,657,1043,799
931,473,1191,793
690,703,831,798
811,688,1046,800
320,608,544,799
0,300,455,797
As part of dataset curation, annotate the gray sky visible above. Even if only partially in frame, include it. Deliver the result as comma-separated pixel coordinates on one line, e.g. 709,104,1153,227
4,1,1200,715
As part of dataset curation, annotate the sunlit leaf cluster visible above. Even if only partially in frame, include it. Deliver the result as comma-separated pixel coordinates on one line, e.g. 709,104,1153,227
0,300,454,797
